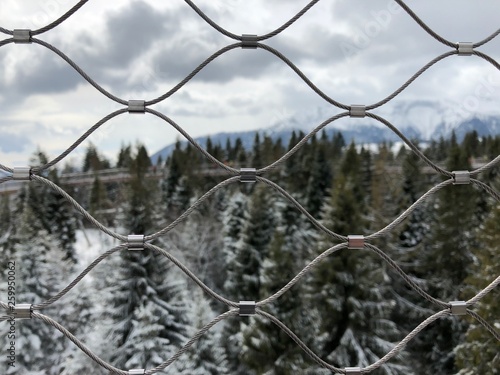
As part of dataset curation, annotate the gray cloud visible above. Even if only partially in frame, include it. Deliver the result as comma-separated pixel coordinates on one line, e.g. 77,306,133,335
12,51,81,95
0,1,188,98
0,0,499,166
0,131,33,153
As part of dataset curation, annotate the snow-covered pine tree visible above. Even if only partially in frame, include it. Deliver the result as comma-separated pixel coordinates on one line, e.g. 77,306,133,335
304,130,333,220
220,191,249,371
397,144,428,249
177,288,230,375
15,151,77,264
455,202,500,373
102,144,192,371
0,195,10,234
307,144,408,374
409,133,478,373
390,145,435,362
241,196,316,374
44,168,77,263
221,186,276,372
6,192,70,374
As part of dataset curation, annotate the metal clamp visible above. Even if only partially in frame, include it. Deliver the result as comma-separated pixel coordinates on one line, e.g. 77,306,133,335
240,168,256,183
452,170,470,185
241,34,258,49
457,42,473,56
345,367,362,374
13,304,32,320
128,100,145,113
13,167,32,180
239,301,256,316
350,105,366,118
13,29,31,44
128,370,145,375
347,235,364,249
127,235,145,251
450,301,467,315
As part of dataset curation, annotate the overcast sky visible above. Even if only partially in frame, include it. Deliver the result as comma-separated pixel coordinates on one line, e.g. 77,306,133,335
0,0,499,167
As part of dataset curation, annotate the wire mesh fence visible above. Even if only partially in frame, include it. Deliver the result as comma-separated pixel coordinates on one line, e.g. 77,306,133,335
0,0,499,374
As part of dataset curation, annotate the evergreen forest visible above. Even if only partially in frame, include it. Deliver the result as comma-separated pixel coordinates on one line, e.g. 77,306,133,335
1,130,499,374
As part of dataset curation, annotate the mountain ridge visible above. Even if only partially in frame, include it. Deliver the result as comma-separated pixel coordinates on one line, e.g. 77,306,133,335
151,101,500,163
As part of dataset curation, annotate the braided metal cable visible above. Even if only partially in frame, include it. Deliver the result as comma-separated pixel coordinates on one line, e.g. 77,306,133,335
470,154,500,176
34,109,128,173
471,178,500,202
364,244,449,309
34,311,129,375
144,309,239,375
31,0,89,36
365,51,457,110
367,179,454,240
30,175,127,241
257,243,347,307
394,0,456,48
366,112,454,177
0,1,88,36
256,309,344,374
146,176,240,241
473,50,500,70
466,310,500,342
32,246,126,310
145,43,241,106
0,163,13,173
31,38,128,105
361,310,450,373
146,243,239,308
0,37,14,47
183,0,321,41
467,275,500,306
473,28,500,48
256,176,347,242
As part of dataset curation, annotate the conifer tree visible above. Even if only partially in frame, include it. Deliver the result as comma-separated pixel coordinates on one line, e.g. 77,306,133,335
82,143,110,172
6,194,70,374
220,192,249,372
251,133,262,169
116,144,133,169
241,197,315,374
455,202,500,373
177,289,230,375
307,145,407,373
89,176,109,221
125,144,155,235
102,144,191,370
305,131,332,219
397,145,428,248
45,169,77,263
0,195,10,235
409,133,478,373
15,151,77,263
163,140,184,216
222,186,276,372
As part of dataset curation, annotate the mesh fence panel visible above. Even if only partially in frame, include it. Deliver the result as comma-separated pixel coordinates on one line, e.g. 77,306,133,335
1,1,499,374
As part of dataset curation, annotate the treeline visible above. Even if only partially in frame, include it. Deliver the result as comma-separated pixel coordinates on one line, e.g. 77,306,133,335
0,130,499,374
